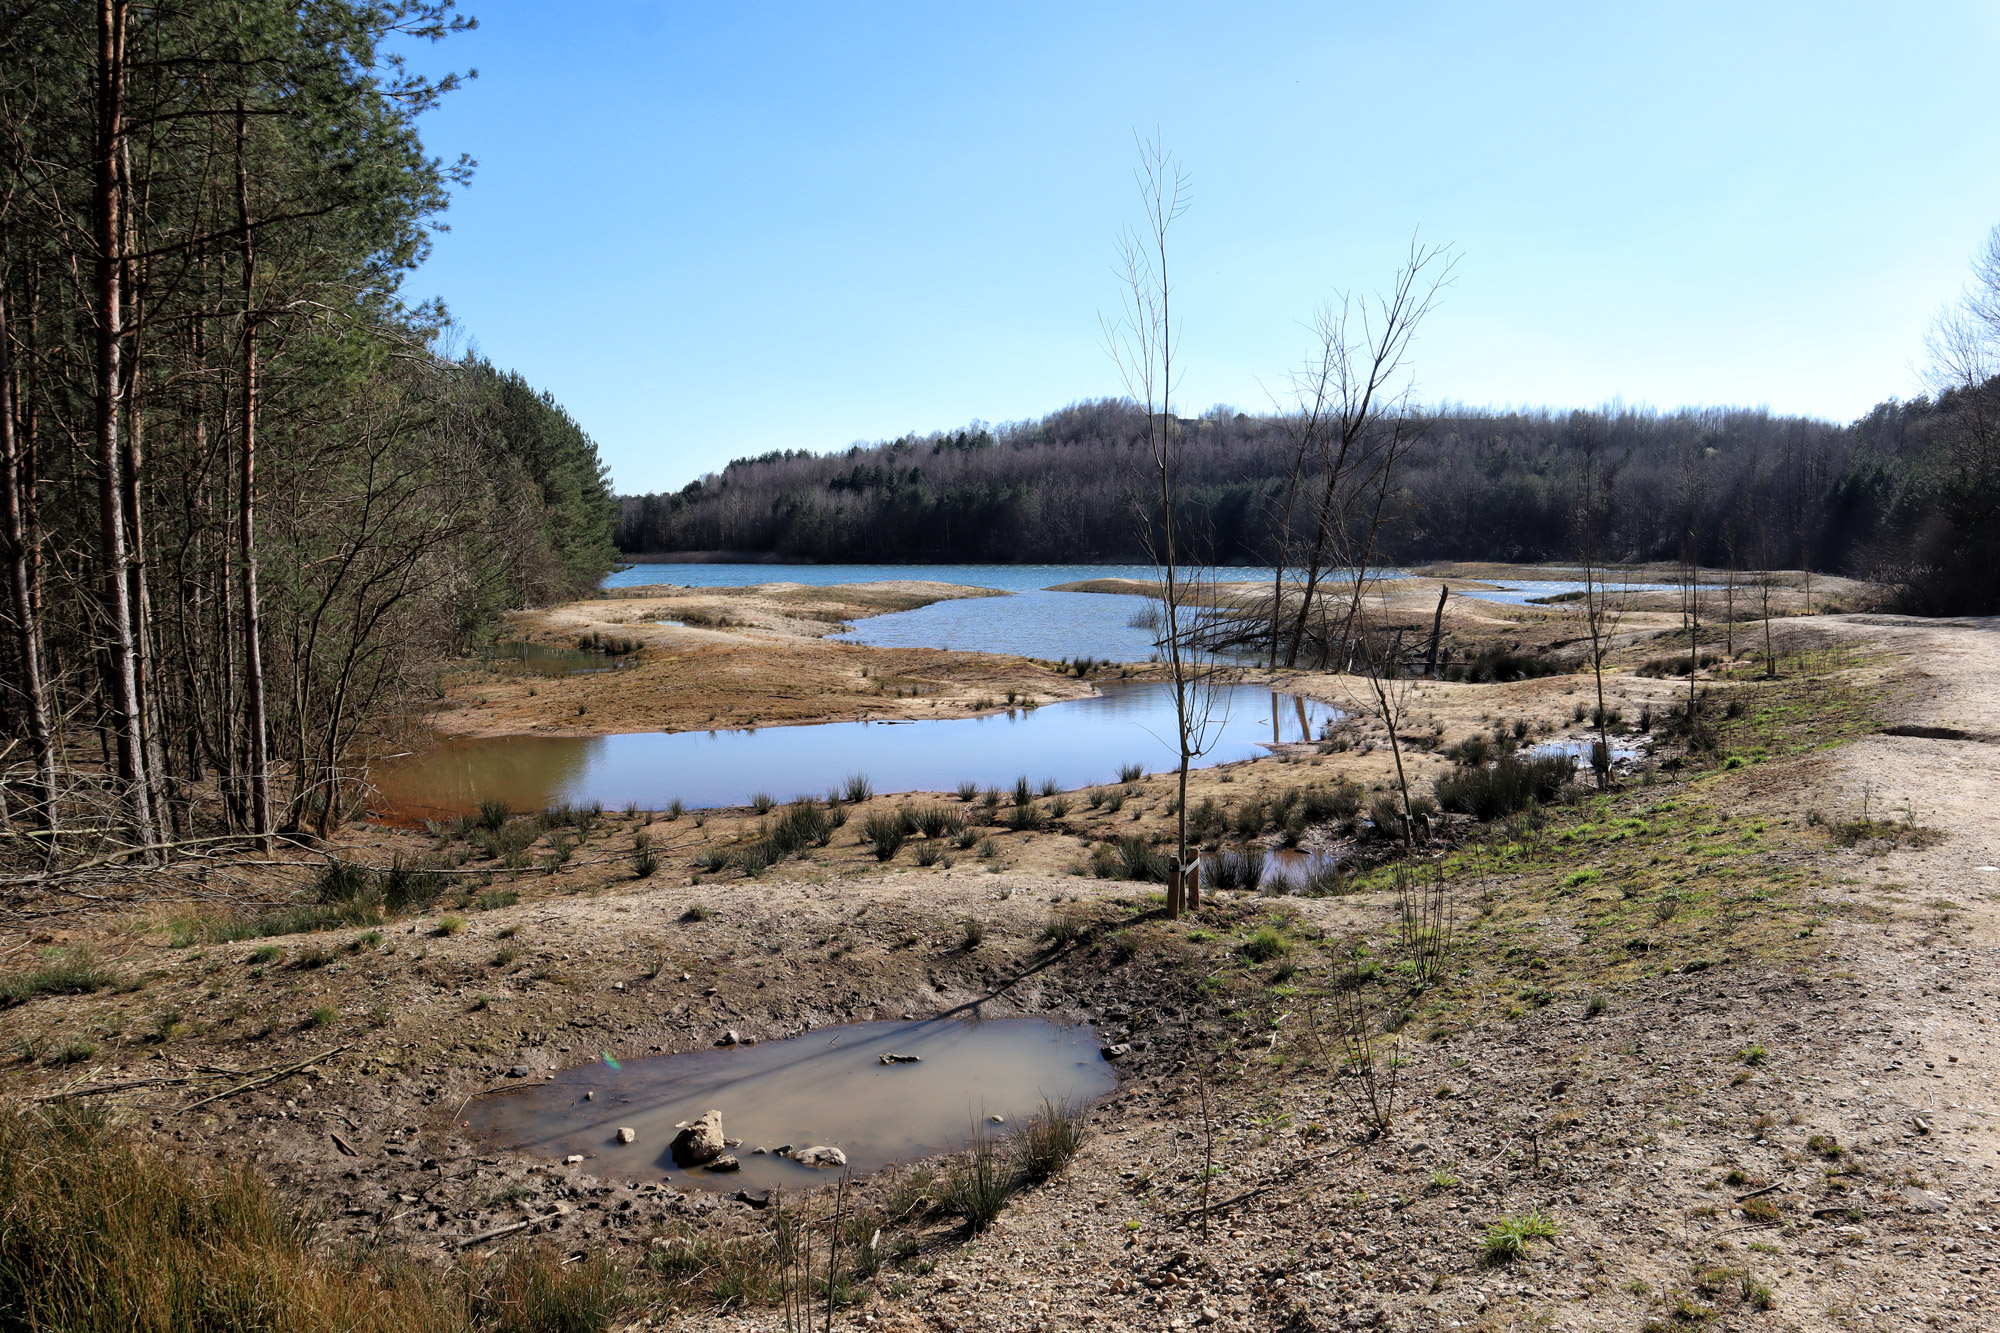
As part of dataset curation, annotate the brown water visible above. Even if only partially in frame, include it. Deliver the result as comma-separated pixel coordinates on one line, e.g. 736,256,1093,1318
481,641,631,675
463,1017,1116,1191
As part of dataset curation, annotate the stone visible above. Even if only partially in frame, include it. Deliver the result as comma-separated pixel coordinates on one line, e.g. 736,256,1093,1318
671,1109,727,1166
717,1030,740,1046
564,1154,585,1165
989,1114,1007,1124
1902,1185,1949,1213
709,1155,741,1172
732,1189,771,1209
879,1053,922,1064
1103,1044,1132,1059
584,1091,595,1100
788,1145,848,1168
507,1065,531,1078
616,1127,636,1144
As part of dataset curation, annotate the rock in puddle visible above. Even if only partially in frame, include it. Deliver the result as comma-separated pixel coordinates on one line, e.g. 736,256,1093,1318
785,1145,847,1168
671,1109,727,1166
616,1127,636,1144
878,1052,921,1064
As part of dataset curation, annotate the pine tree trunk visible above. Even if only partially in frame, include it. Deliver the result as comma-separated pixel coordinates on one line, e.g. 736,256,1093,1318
93,0,157,853
235,104,272,848
0,278,58,825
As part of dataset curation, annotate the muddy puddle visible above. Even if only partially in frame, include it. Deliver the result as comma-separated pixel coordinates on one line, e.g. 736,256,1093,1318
464,1018,1116,1192
481,642,632,675
376,683,1338,818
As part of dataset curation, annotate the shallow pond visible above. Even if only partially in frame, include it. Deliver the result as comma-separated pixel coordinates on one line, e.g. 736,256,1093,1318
833,587,1164,662
481,642,631,676
464,1018,1116,1192
374,683,1337,819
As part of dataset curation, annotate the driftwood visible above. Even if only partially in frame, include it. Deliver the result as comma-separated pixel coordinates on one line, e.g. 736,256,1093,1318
457,1204,572,1248
176,1044,352,1114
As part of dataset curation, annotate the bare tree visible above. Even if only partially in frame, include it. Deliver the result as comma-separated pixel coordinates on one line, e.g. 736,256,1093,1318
91,0,159,853
1279,240,1455,670
1572,421,1623,789
1104,137,1224,918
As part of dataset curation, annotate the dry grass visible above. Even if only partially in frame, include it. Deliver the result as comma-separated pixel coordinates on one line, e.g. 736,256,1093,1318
0,1102,628,1332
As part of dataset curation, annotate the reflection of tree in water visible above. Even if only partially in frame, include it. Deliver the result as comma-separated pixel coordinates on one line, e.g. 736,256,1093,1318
377,735,601,817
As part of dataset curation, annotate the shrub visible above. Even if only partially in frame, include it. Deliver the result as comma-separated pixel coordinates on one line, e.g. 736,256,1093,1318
1205,849,1265,893
907,804,965,840
1445,647,1570,684
961,918,985,949
308,1005,339,1028
1013,775,1034,807
473,1244,628,1332
1003,801,1043,832
956,780,979,802
665,798,685,821
1232,799,1265,837
379,856,444,913
631,833,659,879
1012,1099,1085,1183
0,1104,534,1332
915,843,945,867
1445,734,1491,766
1103,790,1126,815
862,813,907,860
1483,1209,1558,1263
1116,835,1167,882
757,799,841,862
1043,910,1087,948
1047,795,1071,819
436,914,467,936
1433,755,1576,821
1299,781,1362,824
942,1124,1014,1233
749,791,775,815
1118,763,1145,783
1368,792,1436,841
0,947,114,1007
1241,925,1289,963
476,797,511,831
842,773,874,803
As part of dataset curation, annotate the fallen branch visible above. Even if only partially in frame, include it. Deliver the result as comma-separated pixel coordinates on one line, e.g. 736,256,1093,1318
176,1044,351,1115
457,1204,571,1249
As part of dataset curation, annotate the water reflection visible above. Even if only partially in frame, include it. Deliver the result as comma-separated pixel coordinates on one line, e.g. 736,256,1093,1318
833,588,1163,662
375,683,1342,819
481,642,630,676
464,1017,1116,1192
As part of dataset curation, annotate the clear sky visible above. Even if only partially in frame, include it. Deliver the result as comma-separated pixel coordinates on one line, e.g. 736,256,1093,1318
404,1,2000,494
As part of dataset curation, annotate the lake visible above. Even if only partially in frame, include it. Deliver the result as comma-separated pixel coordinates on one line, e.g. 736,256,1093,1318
374,682,1337,819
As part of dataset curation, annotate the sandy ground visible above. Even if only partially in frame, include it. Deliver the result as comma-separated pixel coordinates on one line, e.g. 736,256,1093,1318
433,581,1100,738
7,578,1996,1333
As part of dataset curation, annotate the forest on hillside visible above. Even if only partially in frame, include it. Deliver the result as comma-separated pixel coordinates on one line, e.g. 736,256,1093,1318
616,389,1998,615
0,2,615,852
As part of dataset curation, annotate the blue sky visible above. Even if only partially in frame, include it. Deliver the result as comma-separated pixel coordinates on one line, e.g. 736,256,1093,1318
406,2,2000,494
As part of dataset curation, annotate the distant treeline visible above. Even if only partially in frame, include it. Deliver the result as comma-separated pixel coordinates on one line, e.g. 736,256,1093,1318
615,393,1998,612
0,2,615,848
